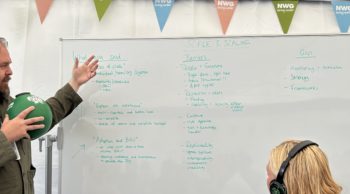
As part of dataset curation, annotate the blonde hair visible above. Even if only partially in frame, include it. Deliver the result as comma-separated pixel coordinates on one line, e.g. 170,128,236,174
268,140,342,194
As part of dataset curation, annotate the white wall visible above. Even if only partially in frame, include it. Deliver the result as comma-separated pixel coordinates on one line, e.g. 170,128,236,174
0,0,344,194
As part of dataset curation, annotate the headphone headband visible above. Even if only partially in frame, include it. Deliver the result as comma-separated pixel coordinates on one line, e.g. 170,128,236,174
275,140,318,183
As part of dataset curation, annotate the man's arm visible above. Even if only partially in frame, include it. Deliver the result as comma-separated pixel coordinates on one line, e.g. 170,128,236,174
46,55,98,128
46,83,82,128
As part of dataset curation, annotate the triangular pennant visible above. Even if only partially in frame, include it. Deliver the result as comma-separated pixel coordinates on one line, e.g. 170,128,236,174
35,0,53,23
272,0,298,34
332,0,350,33
153,0,175,32
94,0,112,21
214,0,238,34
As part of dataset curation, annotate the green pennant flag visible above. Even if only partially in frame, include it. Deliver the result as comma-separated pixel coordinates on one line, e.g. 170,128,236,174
272,0,298,34
94,0,112,21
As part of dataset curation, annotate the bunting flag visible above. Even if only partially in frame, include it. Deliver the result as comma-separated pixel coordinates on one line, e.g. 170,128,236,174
94,0,112,21
153,0,175,32
214,0,238,34
35,0,53,23
332,0,350,33
272,0,298,34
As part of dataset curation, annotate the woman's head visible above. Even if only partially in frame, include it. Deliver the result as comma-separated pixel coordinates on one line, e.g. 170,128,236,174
267,140,342,194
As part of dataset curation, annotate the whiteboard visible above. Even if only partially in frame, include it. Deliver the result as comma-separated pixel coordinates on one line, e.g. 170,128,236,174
59,35,350,194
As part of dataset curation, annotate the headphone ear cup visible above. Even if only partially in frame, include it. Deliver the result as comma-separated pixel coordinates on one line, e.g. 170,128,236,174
269,180,287,194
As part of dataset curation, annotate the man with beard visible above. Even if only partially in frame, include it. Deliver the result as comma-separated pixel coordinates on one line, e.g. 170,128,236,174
0,37,99,194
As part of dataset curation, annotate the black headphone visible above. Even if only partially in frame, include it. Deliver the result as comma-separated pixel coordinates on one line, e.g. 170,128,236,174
269,140,318,194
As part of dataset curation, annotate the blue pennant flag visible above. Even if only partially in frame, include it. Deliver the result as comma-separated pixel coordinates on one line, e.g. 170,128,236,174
153,0,175,31
332,0,350,33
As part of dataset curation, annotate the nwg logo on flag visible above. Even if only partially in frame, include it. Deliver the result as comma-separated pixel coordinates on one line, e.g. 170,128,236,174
217,0,235,6
332,0,350,32
335,5,350,12
153,0,175,31
273,0,299,34
214,0,238,34
276,3,295,9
